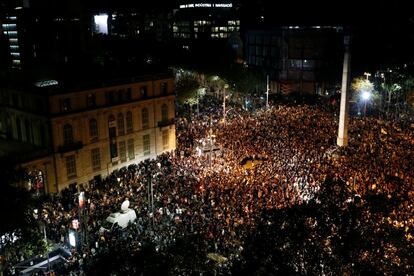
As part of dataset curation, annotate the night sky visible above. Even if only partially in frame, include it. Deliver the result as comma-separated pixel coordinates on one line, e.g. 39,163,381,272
1,0,413,72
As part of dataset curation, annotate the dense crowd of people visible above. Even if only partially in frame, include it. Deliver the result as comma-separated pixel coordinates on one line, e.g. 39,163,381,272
3,95,414,275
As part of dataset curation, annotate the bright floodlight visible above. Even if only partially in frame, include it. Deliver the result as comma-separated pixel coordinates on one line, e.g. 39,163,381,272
361,91,370,100
94,14,108,34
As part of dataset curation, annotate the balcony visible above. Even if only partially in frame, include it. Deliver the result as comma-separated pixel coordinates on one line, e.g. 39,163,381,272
57,141,83,154
157,118,175,128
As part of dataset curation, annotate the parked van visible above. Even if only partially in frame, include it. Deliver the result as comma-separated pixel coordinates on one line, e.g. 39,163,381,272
100,200,137,232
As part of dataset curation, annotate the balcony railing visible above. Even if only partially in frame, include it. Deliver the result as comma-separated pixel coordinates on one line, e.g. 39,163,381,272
157,118,175,128
57,141,83,153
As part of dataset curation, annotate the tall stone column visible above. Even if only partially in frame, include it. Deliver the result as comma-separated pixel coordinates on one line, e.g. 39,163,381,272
337,35,352,147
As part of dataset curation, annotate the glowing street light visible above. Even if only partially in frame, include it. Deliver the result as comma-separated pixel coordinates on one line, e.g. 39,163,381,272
223,84,229,125
361,90,371,100
361,90,371,116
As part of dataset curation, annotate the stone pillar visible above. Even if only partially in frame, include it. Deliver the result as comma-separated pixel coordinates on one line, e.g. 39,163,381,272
337,35,352,147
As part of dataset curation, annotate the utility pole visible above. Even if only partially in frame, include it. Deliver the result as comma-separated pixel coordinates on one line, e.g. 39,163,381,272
266,74,270,109
337,34,352,147
223,84,229,125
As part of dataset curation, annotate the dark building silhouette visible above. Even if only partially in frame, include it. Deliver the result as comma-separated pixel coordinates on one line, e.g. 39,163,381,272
245,26,343,94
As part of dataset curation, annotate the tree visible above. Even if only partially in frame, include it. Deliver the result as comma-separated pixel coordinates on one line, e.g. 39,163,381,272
351,77,375,99
222,65,262,96
175,72,201,108
0,158,45,265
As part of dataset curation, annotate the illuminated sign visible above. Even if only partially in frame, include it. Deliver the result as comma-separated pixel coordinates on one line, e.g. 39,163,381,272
179,3,232,8
69,231,76,247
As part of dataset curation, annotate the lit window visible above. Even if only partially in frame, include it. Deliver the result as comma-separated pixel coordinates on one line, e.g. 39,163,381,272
87,93,96,107
162,130,169,150
91,148,101,171
89,119,98,138
128,139,135,160
143,134,150,156
142,108,149,129
119,140,126,162
66,155,77,179
117,113,125,136
61,98,71,112
126,111,133,133
63,124,74,145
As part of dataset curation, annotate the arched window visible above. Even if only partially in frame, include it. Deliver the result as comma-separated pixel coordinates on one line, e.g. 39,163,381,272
117,113,125,135
161,104,168,121
63,123,73,145
89,118,98,138
126,111,133,133
142,108,149,129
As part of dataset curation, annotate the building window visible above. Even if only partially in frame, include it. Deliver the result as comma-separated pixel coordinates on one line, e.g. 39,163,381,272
140,86,148,98
106,90,115,105
117,89,125,103
119,140,126,162
91,148,101,171
61,98,71,112
161,104,168,121
117,113,125,136
63,124,73,145
161,82,168,95
142,108,149,129
128,138,135,160
162,130,169,150
89,119,98,139
126,88,132,101
143,134,150,156
108,115,118,159
66,155,76,179
126,111,133,133
87,93,96,107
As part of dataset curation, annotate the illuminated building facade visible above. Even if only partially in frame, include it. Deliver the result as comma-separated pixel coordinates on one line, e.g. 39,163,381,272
1,15,21,69
173,1,239,40
1,74,176,194
92,9,173,43
172,1,242,64
245,26,343,94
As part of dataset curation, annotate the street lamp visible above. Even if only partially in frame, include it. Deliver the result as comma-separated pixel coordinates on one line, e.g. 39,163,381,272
223,84,229,125
361,90,371,116
363,72,371,80
266,75,270,109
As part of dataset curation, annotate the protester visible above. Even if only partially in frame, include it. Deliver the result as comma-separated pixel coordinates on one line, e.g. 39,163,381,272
5,95,413,275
